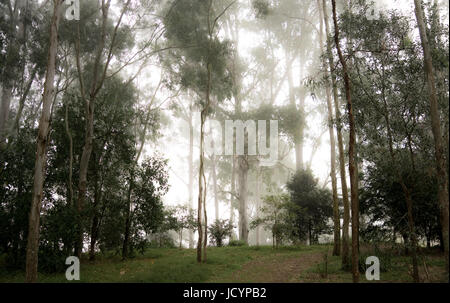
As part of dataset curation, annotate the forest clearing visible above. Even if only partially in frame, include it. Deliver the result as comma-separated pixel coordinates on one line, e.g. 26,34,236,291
0,245,446,283
0,0,448,287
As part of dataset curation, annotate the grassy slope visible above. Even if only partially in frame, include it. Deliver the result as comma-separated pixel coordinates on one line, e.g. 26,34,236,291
0,245,446,283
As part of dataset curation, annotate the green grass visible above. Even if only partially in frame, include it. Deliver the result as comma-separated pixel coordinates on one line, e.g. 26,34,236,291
1,245,446,283
0,245,326,283
301,250,447,283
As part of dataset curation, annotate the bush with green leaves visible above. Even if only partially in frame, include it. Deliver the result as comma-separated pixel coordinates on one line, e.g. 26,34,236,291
358,247,393,273
208,219,234,247
287,169,333,244
228,240,248,247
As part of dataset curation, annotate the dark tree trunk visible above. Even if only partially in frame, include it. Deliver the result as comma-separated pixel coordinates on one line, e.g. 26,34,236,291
122,171,134,259
331,0,360,282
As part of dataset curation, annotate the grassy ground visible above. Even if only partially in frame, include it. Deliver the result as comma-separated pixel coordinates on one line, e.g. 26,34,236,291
0,245,446,283
299,246,447,283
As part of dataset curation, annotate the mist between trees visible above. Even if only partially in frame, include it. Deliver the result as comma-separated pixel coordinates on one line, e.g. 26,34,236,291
0,0,448,283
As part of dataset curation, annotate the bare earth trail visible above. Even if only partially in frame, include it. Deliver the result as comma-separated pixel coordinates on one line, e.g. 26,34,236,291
215,251,324,283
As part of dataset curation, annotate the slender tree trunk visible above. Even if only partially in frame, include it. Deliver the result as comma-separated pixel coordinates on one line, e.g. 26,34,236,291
122,171,133,259
122,105,152,259
212,147,219,222
318,0,340,257
230,155,237,240
89,168,102,261
75,0,131,258
25,0,62,283
188,107,194,248
75,100,94,258
331,0,359,283
414,0,449,280
238,155,249,244
180,230,183,249
380,82,420,282
308,220,312,246
88,144,111,261
198,57,212,262
64,101,74,206
255,169,261,246
64,84,75,257
323,0,350,268
197,113,205,262
74,2,110,258
297,59,305,171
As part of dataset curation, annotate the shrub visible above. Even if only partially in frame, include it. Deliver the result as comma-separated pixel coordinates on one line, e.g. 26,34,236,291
228,240,247,247
208,220,234,247
358,248,393,273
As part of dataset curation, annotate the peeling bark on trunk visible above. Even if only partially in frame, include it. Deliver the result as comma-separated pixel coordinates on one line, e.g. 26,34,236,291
25,0,62,283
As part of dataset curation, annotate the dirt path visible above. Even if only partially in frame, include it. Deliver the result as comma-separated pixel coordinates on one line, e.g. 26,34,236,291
229,252,323,283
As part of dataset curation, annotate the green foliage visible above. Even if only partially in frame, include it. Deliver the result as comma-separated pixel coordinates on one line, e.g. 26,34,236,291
250,169,333,247
332,0,448,252
358,247,393,273
208,219,234,247
161,0,233,104
148,233,176,249
228,240,248,247
251,193,301,247
286,169,333,244
0,129,36,268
